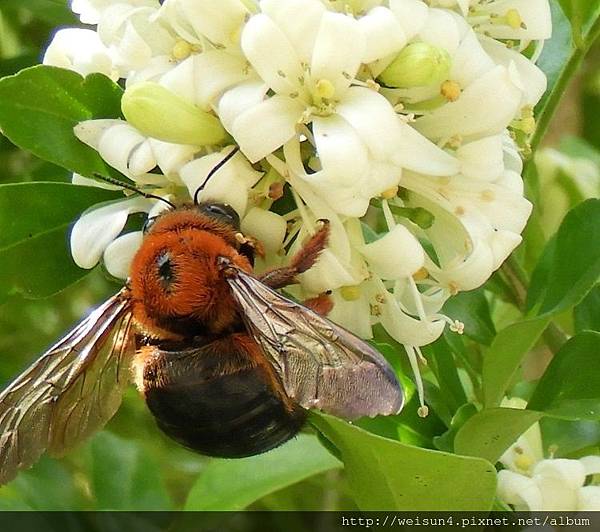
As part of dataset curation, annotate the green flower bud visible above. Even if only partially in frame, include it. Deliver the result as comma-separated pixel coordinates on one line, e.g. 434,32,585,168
379,42,452,89
121,82,228,146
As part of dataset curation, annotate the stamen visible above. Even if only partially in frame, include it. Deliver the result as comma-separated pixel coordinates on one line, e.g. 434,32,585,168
441,80,461,102
315,79,336,100
172,40,193,61
341,285,362,301
404,344,428,417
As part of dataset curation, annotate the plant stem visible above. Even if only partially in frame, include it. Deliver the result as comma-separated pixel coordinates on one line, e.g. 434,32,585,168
500,255,569,354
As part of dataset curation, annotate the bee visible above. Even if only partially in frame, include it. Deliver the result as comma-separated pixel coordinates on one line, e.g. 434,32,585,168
0,149,403,485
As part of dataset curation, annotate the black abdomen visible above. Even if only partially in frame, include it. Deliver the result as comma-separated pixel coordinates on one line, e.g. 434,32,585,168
140,340,306,458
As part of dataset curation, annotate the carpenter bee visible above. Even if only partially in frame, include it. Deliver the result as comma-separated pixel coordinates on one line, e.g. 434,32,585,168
0,148,403,484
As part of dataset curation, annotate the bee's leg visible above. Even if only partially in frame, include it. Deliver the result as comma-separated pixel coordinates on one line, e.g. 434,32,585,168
258,220,329,289
302,292,333,316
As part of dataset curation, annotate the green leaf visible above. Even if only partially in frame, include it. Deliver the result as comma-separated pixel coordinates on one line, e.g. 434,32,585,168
184,433,341,511
442,289,496,345
0,182,121,301
527,199,600,315
2,456,86,510
482,316,551,408
90,432,172,510
0,66,123,178
528,332,600,421
423,336,468,413
574,285,600,332
433,403,478,453
310,412,497,511
454,408,544,463
1,0,77,25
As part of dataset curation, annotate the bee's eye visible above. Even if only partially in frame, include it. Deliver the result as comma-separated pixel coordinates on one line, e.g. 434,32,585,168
200,202,240,230
156,251,175,289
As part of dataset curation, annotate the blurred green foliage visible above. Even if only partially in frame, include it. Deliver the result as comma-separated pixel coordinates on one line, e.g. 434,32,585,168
0,0,599,513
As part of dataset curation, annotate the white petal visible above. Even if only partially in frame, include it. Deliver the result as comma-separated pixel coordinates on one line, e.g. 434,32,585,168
218,80,269,133
128,141,158,177
580,456,600,476
503,134,524,174
533,459,586,491
241,208,287,254
260,0,326,62
230,95,304,163
389,0,429,40
113,19,153,71
126,55,174,86
74,119,124,150
98,124,148,176
497,470,543,511
418,8,460,55
496,170,524,195
534,471,580,510
162,51,257,111
310,12,364,97
71,197,153,269
329,288,373,339
72,173,121,190
180,148,262,213
373,279,446,346
578,486,600,511
359,7,406,64
241,14,306,98
361,225,425,279
432,240,496,291
392,120,460,176
103,231,144,279
313,115,369,185
336,86,404,160
43,28,114,79
478,0,552,40
481,36,547,106
299,249,360,293
148,139,199,178
175,0,248,47
450,28,496,87
414,65,522,141
457,135,505,181
489,230,522,270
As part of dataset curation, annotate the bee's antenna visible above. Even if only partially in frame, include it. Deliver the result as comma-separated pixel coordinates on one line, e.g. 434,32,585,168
92,173,177,209
193,146,240,205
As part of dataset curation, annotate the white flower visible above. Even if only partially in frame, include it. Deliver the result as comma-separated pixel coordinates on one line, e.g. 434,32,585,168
497,398,600,511
46,0,552,415
43,28,115,79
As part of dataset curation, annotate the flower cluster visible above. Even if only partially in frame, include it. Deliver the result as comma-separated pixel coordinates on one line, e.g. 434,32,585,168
498,399,600,511
46,0,551,412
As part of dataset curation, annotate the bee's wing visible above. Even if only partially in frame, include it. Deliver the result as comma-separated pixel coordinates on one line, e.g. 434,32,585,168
226,270,404,420
0,289,135,484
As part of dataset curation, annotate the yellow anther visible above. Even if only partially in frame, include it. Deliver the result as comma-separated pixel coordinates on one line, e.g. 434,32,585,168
341,285,362,301
481,189,495,202
315,79,336,100
448,281,459,295
418,405,429,418
515,454,534,472
441,80,461,102
521,116,536,135
381,186,399,200
412,267,429,281
172,40,193,61
506,9,523,30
